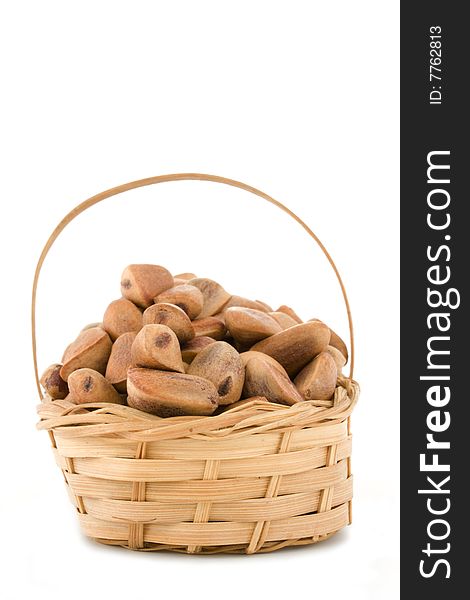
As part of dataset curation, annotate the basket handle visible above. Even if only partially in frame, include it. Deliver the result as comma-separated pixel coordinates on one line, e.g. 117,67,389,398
32,173,355,401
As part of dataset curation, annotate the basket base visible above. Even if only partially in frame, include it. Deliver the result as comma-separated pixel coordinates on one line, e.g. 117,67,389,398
87,529,343,555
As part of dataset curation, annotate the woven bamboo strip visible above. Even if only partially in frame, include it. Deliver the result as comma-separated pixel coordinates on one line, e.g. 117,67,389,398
67,478,353,521
319,445,338,513
55,438,351,486
53,442,348,482
79,484,352,524
36,379,357,440
247,430,293,553
64,457,86,514
52,420,348,459
37,398,355,443
187,459,220,553
49,430,70,491
93,534,338,554
65,460,350,502
312,443,338,543
42,400,356,443
77,503,349,546
347,416,353,525
128,442,147,549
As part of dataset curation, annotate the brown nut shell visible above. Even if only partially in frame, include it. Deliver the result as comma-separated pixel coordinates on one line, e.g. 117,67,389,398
143,303,195,343
181,336,217,363
68,368,125,404
294,352,338,401
225,307,282,345
324,345,346,372
121,264,174,308
329,328,349,362
212,312,226,325
276,305,302,324
240,351,286,374
155,284,204,320
308,319,349,363
187,341,244,405
268,311,299,330
40,364,69,399
105,332,137,392
250,321,330,377
127,368,218,417
174,272,197,281
243,354,303,406
255,300,274,312
61,393,83,407
186,278,231,318
61,327,112,381
192,316,227,340
131,324,184,373
102,298,143,341
221,296,271,313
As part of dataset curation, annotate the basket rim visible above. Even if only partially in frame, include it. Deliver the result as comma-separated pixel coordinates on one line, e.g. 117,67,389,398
37,376,359,442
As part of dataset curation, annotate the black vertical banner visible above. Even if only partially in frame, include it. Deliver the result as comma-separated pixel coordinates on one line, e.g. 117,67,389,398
401,2,467,597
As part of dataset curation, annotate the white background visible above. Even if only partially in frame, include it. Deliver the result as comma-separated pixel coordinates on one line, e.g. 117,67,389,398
0,1,399,599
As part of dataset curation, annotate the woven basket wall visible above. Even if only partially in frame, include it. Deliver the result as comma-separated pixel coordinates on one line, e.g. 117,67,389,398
37,376,358,553
33,173,359,555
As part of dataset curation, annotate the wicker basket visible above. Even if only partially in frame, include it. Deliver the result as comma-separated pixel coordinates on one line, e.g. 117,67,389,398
33,173,359,554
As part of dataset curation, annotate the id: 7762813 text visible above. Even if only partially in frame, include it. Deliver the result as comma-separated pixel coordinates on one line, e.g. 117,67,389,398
429,25,442,105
